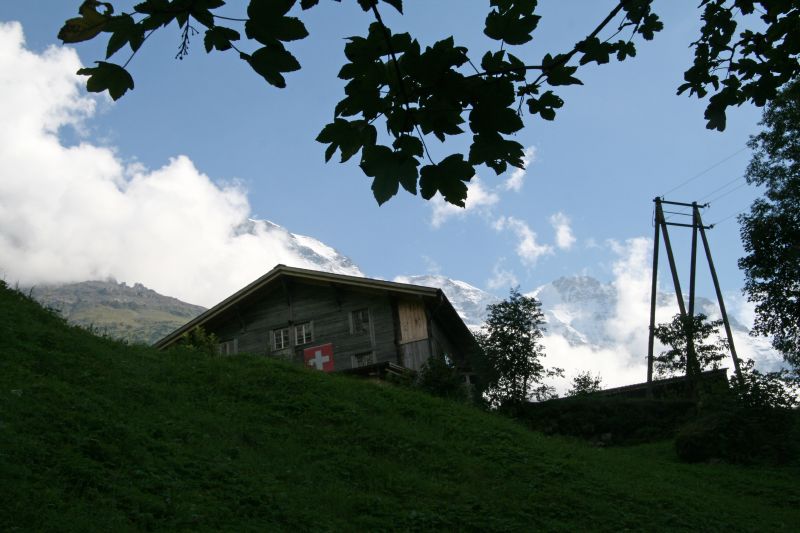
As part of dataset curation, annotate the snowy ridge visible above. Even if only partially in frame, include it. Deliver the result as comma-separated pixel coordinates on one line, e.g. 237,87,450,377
392,274,499,329
236,219,364,277
396,273,781,373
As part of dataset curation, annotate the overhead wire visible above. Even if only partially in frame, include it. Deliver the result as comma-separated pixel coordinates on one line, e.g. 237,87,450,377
711,208,749,226
699,175,747,202
706,181,750,204
660,146,748,197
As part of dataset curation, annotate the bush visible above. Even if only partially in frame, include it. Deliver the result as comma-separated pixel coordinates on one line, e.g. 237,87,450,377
178,326,219,355
415,354,469,402
509,397,697,445
674,398,799,465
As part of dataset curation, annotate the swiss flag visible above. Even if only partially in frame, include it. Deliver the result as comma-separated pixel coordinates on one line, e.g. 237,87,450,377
304,343,334,372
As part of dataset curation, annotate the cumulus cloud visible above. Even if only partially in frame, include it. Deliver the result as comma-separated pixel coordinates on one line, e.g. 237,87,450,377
430,177,499,227
493,216,553,266
0,22,358,307
549,212,575,250
536,237,782,396
486,259,519,291
503,146,536,192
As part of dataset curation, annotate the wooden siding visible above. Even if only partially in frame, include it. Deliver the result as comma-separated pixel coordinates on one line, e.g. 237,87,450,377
185,277,474,375
429,318,458,360
399,339,431,371
200,281,398,372
397,299,428,343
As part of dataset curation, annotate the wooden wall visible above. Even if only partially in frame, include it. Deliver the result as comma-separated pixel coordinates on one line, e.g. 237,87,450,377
204,280,398,371
199,278,470,375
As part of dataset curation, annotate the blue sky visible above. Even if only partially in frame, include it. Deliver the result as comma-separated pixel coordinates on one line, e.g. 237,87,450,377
1,1,765,306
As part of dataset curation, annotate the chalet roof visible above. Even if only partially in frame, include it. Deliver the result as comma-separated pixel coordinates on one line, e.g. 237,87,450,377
153,264,480,358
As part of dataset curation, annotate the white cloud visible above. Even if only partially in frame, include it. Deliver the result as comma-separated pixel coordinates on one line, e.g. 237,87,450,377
549,212,575,250
486,259,518,291
422,255,442,276
430,177,499,227
493,216,553,266
503,146,536,192
535,237,784,396
0,22,359,308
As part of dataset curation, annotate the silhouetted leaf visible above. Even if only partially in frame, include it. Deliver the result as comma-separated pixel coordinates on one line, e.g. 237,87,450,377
77,61,134,100
104,14,144,59
316,119,376,163
58,1,113,43
243,45,301,88
247,0,308,44
393,134,423,158
360,144,418,204
204,26,240,53
419,154,473,206
469,132,524,175
484,0,540,45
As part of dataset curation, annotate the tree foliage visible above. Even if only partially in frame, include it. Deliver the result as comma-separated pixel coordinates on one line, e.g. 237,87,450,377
179,325,219,355
475,287,561,405
414,353,469,402
653,313,728,378
567,371,603,397
730,358,799,410
57,1,800,206
738,79,800,370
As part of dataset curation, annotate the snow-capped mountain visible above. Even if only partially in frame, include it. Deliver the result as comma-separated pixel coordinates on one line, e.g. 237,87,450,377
392,274,500,329
235,219,363,277
409,272,781,373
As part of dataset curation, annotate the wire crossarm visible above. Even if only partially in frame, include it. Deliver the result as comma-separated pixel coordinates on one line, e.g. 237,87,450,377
646,197,744,394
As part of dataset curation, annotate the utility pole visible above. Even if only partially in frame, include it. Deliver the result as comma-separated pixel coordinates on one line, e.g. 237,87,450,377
646,198,744,394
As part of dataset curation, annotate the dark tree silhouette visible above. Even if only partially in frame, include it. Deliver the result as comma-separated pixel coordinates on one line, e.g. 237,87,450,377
567,371,602,397
739,80,800,371
653,313,727,378
475,287,561,404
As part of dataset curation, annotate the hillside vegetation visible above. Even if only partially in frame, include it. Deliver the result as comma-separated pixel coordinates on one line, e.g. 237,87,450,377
1,282,798,531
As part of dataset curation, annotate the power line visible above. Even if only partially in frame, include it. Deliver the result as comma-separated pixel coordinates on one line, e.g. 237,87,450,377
711,208,749,226
660,146,748,197
706,181,750,204
699,175,746,202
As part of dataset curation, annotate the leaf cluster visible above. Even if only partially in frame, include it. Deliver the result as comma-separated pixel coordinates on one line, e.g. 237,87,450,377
679,0,800,131
57,1,796,207
59,0,659,206
738,79,800,369
729,358,799,410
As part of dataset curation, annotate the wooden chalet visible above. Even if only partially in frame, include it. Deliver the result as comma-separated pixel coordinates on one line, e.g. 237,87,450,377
154,265,481,380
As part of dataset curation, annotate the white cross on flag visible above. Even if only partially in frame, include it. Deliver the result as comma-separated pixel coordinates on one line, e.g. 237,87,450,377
303,343,334,372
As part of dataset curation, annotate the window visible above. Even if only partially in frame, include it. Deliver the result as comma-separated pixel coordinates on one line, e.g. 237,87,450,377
351,351,375,368
273,327,290,350
218,338,238,356
351,308,370,334
295,322,313,345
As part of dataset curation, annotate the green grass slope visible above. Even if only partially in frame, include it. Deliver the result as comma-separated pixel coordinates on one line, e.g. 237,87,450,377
1,282,798,532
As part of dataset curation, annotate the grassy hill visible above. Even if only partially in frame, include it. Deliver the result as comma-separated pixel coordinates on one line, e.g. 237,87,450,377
30,280,205,345
1,281,798,531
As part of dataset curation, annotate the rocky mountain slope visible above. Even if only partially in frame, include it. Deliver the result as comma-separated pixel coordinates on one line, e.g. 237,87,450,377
31,280,206,345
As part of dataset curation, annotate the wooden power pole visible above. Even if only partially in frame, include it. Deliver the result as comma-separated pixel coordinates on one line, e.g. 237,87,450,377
646,198,744,395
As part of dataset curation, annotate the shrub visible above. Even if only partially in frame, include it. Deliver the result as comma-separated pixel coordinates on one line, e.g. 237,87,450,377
415,354,469,402
510,397,697,445
178,326,219,355
675,398,799,464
